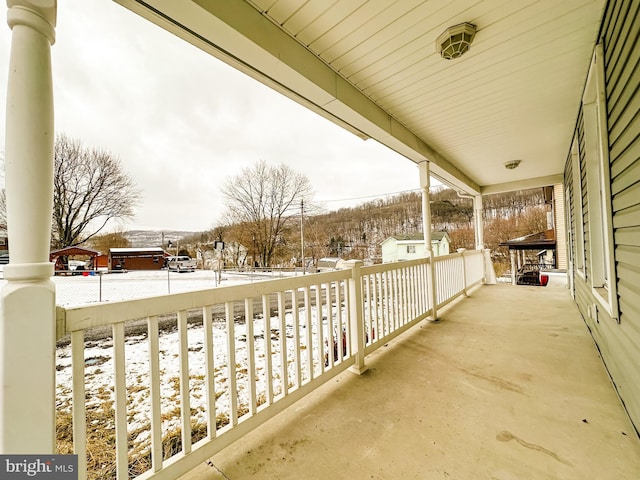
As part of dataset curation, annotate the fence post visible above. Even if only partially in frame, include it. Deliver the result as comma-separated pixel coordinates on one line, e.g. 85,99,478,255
346,260,367,375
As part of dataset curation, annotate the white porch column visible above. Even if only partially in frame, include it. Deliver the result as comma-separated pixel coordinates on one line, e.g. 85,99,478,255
1,0,57,453
473,195,484,250
419,161,438,320
510,250,517,286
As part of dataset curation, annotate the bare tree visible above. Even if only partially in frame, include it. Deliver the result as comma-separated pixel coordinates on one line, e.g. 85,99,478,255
52,134,141,248
222,160,313,267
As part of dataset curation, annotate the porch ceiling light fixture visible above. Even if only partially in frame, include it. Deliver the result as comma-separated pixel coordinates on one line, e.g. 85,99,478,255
504,160,522,170
436,22,477,60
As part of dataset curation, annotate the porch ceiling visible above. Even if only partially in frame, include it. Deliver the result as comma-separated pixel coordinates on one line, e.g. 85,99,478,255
116,0,606,194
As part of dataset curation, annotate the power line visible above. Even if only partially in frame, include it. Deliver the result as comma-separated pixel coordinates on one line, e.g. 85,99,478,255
317,188,422,204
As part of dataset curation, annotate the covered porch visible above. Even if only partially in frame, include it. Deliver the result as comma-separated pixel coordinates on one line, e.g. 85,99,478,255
184,279,640,480
3,1,640,478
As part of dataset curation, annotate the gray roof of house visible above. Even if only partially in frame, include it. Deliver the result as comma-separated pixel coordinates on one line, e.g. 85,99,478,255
385,231,450,242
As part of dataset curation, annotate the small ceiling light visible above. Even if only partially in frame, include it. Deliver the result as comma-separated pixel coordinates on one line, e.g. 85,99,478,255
436,22,477,60
504,160,522,170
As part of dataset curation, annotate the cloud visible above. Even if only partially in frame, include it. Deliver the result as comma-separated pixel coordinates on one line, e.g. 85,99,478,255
0,1,421,232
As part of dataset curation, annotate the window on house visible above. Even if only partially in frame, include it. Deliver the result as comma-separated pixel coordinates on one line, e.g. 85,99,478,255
407,245,416,254
581,43,618,320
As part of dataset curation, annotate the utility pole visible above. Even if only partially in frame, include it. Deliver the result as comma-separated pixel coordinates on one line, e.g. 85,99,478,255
300,199,305,274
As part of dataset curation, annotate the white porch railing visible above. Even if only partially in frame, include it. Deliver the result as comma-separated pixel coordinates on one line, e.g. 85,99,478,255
55,250,485,480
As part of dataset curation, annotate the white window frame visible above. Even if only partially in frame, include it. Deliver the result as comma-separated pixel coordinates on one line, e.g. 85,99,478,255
581,43,619,320
564,187,575,298
407,245,416,254
570,137,586,278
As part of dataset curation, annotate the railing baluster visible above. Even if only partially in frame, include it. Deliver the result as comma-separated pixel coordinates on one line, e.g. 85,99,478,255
383,270,390,336
303,286,313,380
443,259,449,302
404,267,410,323
335,281,345,358
244,299,257,414
364,274,372,346
225,302,238,426
177,310,192,453
147,315,163,470
343,279,352,357
315,283,324,374
438,258,443,303
262,294,273,404
415,264,421,317
371,273,379,343
378,273,384,340
291,289,302,389
401,266,407,325
326,282,334,368
410,265,417,320
422,262,428,312
112,322,128,479
395,268,401,328
202,306,217,436
277,291,288,396
71,330,87,479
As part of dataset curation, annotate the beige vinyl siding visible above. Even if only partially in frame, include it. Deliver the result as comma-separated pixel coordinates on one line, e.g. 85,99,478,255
565,0,640,433
605,0,640,324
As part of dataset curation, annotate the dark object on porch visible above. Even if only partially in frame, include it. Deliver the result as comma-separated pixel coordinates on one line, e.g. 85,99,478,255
516,264,549,286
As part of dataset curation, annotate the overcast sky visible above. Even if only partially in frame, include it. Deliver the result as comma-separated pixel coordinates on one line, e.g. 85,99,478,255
0,1,422,233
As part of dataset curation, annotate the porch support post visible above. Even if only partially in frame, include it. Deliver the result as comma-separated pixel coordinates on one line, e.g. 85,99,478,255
419,161,438,320
510,250,517,286
473,195,484,250
1,0,57,453
346,260,367,375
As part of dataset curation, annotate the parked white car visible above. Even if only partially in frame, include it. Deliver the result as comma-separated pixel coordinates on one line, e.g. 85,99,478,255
165,255,196,272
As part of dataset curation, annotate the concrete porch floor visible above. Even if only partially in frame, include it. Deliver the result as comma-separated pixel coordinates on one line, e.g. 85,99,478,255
182,279,640,480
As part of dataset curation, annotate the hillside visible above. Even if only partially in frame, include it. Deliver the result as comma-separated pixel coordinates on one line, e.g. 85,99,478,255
123,230,197,248
120,186,547,275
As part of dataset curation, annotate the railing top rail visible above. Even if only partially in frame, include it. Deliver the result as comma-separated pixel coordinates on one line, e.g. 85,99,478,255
59,269,352,334
433,249,483,262
361,256,430,275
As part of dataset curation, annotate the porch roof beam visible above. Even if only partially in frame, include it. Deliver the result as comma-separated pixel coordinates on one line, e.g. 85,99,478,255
480,174,564,195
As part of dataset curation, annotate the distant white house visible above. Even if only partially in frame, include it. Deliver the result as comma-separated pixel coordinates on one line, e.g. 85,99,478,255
380,232,451,263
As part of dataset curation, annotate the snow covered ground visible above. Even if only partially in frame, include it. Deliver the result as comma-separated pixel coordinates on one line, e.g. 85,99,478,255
0,267,302,305
51,269,300,306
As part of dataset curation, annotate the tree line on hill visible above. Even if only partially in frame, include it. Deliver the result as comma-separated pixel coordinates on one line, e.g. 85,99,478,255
168,185,547,275
85,183,547,277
